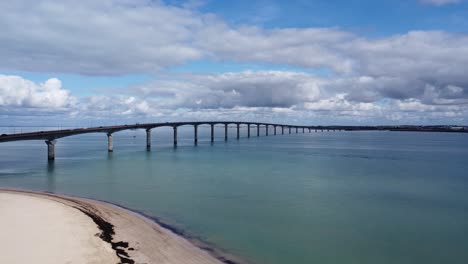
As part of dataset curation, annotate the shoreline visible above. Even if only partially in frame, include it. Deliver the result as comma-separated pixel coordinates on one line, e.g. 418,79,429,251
0,188,243,264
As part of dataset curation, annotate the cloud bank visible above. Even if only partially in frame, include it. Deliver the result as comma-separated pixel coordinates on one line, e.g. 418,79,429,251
2,72,466,126
0,0,467,125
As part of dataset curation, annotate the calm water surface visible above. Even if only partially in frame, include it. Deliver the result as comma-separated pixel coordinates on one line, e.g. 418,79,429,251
1,127,467,264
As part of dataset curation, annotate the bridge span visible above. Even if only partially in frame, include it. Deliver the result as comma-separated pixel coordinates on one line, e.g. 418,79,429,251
0,121,346,160
2,122,466,161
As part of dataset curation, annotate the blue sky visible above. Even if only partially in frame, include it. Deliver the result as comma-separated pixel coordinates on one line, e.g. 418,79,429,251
197,0,468,33
0,0,467,126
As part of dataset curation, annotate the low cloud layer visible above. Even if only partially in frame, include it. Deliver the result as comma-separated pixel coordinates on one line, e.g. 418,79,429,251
1,73,467,126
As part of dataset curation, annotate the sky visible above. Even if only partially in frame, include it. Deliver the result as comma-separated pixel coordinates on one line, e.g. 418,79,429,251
1,0,468,126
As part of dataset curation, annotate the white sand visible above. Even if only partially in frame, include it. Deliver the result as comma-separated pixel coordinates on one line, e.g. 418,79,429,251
0,192,118,264
0,190,233,264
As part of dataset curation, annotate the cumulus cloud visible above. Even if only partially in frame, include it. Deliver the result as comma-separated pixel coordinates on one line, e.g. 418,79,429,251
2,1,467,80
197,28,468,99
133,71,323,109
0,75,74,108
0,0,203,75
196,25,356,74
0,0,467,125
1,73,467,125
124,70,468,123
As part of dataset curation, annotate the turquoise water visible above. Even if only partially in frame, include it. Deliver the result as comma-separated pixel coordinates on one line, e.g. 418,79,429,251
1,127,468,264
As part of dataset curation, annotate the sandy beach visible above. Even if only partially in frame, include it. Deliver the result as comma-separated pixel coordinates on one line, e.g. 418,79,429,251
0,189,236,264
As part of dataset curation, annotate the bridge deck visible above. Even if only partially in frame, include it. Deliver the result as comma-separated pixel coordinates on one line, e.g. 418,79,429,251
0,121,466,143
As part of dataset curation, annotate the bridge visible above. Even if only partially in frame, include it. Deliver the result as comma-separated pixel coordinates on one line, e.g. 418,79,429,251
1,121,466,161
0,121,344,160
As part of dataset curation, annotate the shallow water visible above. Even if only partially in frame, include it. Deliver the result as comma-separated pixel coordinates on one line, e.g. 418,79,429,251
1,126,467,264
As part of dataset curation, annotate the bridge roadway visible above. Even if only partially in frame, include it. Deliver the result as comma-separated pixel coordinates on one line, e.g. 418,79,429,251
0,121,348,160
1,121,466,161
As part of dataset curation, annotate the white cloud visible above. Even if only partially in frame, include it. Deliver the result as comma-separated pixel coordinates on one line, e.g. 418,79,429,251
0,75,74,108
124,70,468,123
2,1,466,80
0,1,467,125
420,0,462,6
196,25,356,74
0,1,467,86
132,71,324,109
2,71,467,125
0,0,204,75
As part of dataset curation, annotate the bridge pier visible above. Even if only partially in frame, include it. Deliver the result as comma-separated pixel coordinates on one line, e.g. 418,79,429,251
257,124,260,137
296,127,298,134
289,127,291,134
194,125,198,145
211,124,214,143
309,128,311,133
107,133,113,152
225,124,228,141
173,126,178,147
274,126,277,135
45,140,56,161
146,129,151,150
237,124,240,139
247,124,250,138
282,126,284,135
266,125,269,136
303,127,305,133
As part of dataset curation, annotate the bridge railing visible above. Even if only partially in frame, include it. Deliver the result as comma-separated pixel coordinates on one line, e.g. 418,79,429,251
0,126,79,135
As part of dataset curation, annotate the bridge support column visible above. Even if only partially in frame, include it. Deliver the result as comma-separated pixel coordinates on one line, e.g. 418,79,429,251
274,126,277,135
237,124,240,139
247,124,250,138
173,126,178,147
257,124,260,137
107,133,113,152
266,125,269,136
289,127,291,134
211,124,214,143
303,127,305,133
282,126,284,135
146,129,151,150
224,124,228,141
296,127,298,134
45,140,56,161
194,125,198,145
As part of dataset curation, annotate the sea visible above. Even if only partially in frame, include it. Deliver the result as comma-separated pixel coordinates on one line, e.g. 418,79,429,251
0,125,467,264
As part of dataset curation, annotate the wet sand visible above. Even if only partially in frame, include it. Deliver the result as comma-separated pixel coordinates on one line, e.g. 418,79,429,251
0,189,239,264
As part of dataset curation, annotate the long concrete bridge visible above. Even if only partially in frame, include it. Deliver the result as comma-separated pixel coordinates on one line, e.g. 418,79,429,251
1,121,466,160
0,121,347,160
